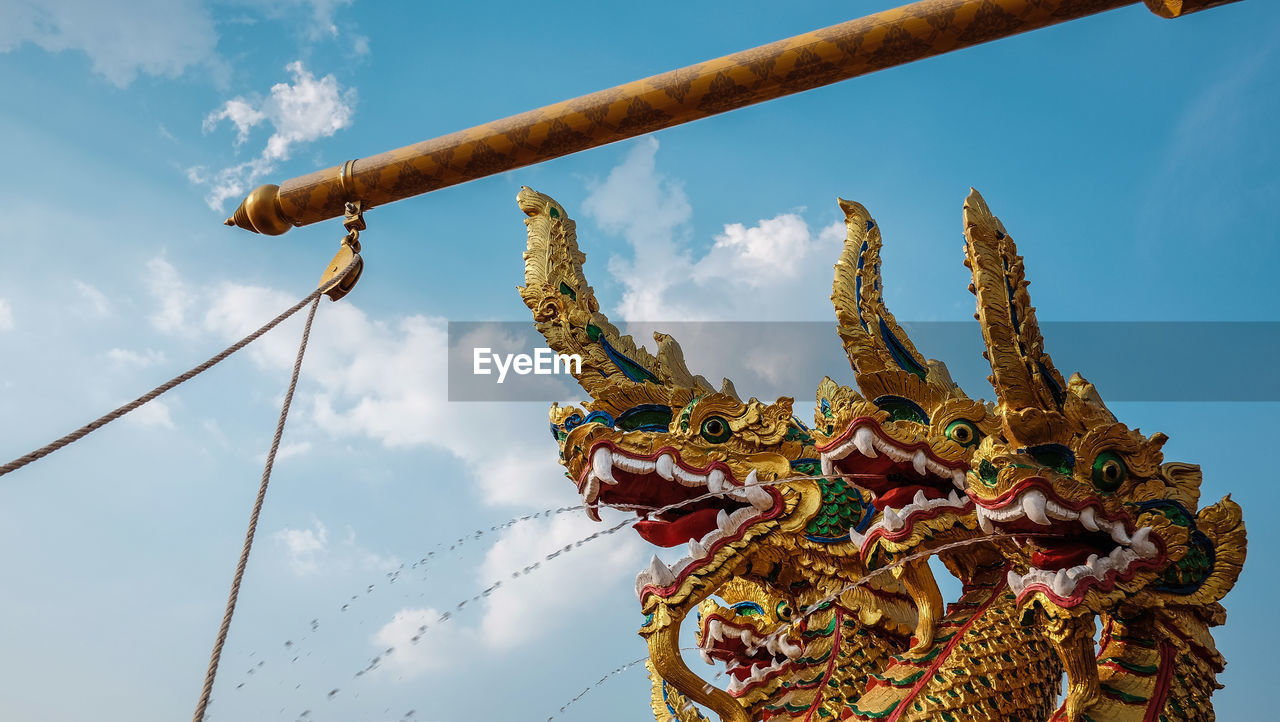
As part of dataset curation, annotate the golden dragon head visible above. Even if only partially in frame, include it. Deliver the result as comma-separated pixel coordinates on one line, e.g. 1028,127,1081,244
693,578,808,710
692,572,914,720
518,187,842,721
811,199,999,650
959,188,1246,620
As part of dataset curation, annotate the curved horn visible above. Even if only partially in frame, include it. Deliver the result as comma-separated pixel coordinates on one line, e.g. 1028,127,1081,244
517,187,715,409
831,198,929,380
962,189,1066,413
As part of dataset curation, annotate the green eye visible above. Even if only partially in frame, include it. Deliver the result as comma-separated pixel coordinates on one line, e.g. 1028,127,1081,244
978,459,999,487
700,415,731,443
945,420,981,448
1092,451,1128,492
776,601,793,621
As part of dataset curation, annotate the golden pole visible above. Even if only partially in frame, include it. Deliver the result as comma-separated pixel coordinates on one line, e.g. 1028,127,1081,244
225,0,1239,235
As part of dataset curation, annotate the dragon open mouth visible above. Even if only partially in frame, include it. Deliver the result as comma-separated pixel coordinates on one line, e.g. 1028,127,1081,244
576,442,779,600
698,613,803,697
974,480,1162,604
818,420,969,547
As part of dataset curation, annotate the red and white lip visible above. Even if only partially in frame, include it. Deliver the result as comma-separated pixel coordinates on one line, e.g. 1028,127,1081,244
974,483,1161,604
818,420,971,548
698,615,802,696
575,443,781,601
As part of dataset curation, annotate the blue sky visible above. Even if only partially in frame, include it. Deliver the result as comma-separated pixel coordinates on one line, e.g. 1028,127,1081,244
0,1,1277,720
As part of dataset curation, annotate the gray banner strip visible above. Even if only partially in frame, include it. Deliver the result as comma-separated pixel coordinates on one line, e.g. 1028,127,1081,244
448,321,1280,402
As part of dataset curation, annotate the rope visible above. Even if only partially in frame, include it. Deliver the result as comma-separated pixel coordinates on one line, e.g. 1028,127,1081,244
191,290,323,722
0,256,361,479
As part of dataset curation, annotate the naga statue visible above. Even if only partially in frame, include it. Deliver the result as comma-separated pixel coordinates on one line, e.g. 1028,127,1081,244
958,189,1247,721
516,186,1246,721
814,198,1062,721
517,187,920,721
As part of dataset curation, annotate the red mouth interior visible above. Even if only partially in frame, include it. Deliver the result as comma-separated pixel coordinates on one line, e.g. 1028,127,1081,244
995,515,1118,570
703,626,787,682
830,454,957,512
598,467,751,548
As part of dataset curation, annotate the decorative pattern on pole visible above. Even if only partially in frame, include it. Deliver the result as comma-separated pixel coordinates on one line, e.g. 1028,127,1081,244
224,0,1238,236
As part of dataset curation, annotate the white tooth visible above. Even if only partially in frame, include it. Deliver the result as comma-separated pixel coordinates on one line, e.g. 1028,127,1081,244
1009,572,1026,596
1111,525,1132,546
749,664,766,682
745,469,761,486
700,528,724,547
709,619,724,641
1085,553,1101,571
635,568,654,599
1047,500,1077,521
765,636,780,656
1007,569,1021,592
883,506,904,532
912,450,928,475
649,555,676,587
656,454,675,480
1053,568,1073,597
707,469,727,495
745,483,773,510
673,466,703,486
782,639,802,659
592,447,617,485
852,427,877,457
582,475,601,505
688,539,707,558
700,648,714,666
1078,506,1099,532
739,629,753,645
1130,527,1156,557
614,456,655,473
729,507,756,527
1022,489,1051,526
913,489,929,508
717,509,733,532
947,489,963,506
1108,546,1129,566
821,456,834,477
848,527,866,548
976,507,994,534
952,470,967,489
880,442,909,462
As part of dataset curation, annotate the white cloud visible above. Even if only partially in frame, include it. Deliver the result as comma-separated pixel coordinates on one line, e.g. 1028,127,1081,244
107,348,167,367
126,399,174,429
373,607,477,677
0,0,218,87
195,278,571,508
0,298,12,331
192,61,357,210
476,513,642,649
202,99,265,145
274,521,329,575
145,258,194,333
275,441,311,460
370,512,643,679
272,521,399,577
74,281,111,318
581,138,844,322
